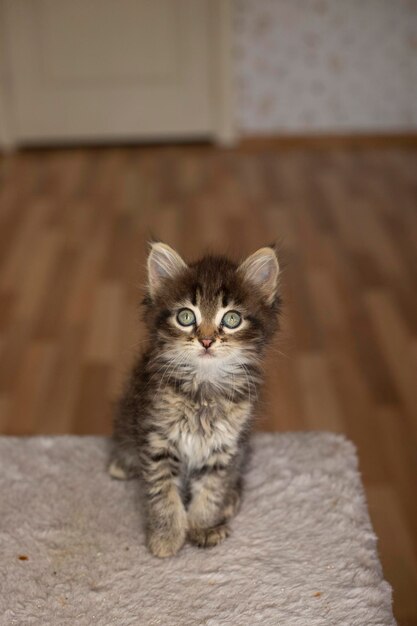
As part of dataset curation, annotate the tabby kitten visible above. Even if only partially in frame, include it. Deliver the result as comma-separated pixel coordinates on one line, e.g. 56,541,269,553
110,243,281,558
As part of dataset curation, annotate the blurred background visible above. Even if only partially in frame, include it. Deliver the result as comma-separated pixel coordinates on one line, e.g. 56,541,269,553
0,1,416,623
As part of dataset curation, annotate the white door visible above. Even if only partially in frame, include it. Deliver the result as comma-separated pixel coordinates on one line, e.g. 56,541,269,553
3,0,231,144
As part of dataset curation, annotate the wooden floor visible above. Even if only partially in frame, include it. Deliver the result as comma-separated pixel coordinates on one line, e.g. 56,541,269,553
0,144,416,624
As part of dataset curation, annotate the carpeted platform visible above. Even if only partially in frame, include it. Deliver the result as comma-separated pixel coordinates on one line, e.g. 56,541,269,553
0,433,395,625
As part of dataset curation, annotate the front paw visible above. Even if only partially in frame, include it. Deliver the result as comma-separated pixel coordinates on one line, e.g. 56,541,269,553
147,527,186,558
188,523,230,548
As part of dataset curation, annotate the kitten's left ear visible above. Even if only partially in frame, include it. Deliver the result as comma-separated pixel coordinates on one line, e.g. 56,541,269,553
147,242,187,297
238,246,280,305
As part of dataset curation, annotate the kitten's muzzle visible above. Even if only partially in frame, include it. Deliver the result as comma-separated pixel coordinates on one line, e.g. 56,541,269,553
200,338,214,349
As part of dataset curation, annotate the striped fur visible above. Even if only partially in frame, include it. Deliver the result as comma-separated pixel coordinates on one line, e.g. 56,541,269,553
110,244,281,557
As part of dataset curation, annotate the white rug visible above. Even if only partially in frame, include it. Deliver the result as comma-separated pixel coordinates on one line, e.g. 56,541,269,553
0,433,395,626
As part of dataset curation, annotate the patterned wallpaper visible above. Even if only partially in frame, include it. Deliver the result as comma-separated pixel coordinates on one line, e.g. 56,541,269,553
234,0,417,133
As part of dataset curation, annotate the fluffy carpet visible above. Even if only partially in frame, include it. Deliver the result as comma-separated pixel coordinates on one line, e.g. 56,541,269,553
0,433,395,626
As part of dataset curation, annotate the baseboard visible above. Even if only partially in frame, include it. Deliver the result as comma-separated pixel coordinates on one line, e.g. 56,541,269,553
238,133,417,150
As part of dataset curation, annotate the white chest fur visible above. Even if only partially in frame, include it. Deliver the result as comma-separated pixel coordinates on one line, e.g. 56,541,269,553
175,401,249,469
153,388,252,469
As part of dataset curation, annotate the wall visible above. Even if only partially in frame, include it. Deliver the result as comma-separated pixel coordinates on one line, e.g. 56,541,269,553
0,0,14,147
234,0,417,134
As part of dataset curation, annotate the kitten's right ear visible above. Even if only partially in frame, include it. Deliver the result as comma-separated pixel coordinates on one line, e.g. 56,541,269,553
147,242,187,297
238,246,279,306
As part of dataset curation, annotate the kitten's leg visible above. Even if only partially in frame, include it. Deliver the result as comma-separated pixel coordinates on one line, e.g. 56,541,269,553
187,462,240,548
108,443,141,480
108,460,130,480
222,478,242,521
109,396,143,479
143,448,187,558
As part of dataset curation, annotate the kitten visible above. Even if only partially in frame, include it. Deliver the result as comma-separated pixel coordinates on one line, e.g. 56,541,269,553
110,243,281,558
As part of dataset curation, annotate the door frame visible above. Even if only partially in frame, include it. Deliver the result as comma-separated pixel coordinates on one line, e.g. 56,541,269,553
210,0,236,145
0,0,236,149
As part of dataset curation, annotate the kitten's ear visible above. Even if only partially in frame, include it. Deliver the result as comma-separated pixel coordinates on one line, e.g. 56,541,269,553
238,246,279,305
147,242,187,297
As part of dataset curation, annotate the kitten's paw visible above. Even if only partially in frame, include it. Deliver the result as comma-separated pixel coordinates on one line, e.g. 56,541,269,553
108,460,129,480
147,529,186,558
188,523,230,548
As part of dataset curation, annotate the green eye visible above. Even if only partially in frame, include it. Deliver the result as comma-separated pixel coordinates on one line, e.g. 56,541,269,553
221,310,242,329
177,308,196,327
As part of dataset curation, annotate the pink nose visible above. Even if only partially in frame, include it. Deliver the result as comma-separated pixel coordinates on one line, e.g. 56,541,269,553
201,338,213,349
